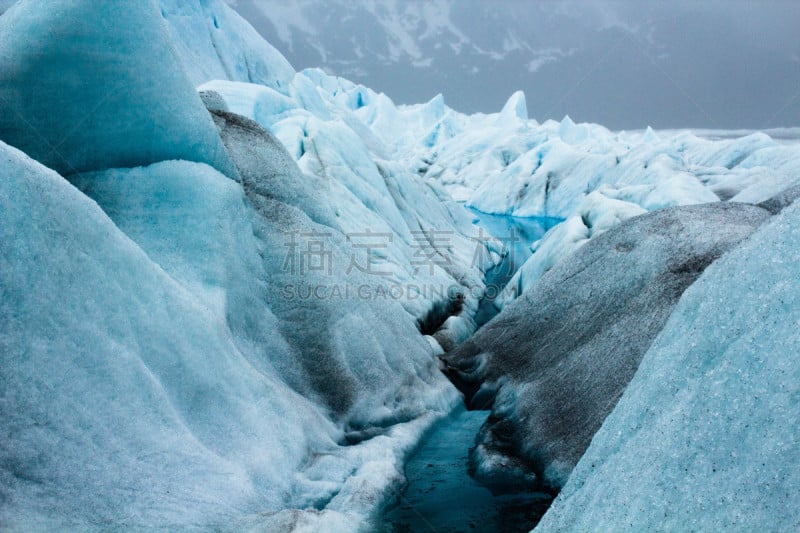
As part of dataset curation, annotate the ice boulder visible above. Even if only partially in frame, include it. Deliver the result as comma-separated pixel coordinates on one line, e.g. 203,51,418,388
441,203,770,490
537,200,800,532
0,0,232,176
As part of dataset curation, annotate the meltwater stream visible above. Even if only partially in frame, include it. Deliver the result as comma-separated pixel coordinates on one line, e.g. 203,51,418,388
381,406,552,532
381,209,561,532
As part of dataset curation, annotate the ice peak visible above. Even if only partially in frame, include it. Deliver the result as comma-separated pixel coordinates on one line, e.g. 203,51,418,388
424,93,446,115
499,90,528,122
643,126,660,143
559,114,589,144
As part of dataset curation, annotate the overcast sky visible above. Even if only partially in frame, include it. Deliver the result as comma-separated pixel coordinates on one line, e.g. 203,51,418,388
227,0,800,130
1,0,796,129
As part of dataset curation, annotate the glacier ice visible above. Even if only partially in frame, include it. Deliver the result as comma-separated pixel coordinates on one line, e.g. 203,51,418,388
0,2,479,528
536,199,800,532
3,0,800,529
0,0,233,177
1,115,460,531
0,141,333,529
494,189,647,310
442,203,770,490
203,72,492,330
159,0,295,92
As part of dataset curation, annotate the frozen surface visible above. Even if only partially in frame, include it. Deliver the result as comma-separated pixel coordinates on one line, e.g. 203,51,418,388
208,109,459,421
274,67,800,311
494,190,646,309
537,200,800,532
0,0,233,176
0,135,459,530
442,203,770,490
0,4,476,528
202,74,494,349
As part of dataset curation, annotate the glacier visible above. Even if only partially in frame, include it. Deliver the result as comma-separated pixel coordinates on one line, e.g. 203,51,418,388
0,1,477,530
1,0,800,530
535,199,800,532
441,202,770,490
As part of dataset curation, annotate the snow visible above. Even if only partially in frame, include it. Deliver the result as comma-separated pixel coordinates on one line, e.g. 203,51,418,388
536,199,800,533
442,203,770,490
0,0,233,177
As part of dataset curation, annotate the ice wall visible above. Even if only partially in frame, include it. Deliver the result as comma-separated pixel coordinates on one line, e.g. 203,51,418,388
0,0,233,176
442,203,770,490
536,199,800,532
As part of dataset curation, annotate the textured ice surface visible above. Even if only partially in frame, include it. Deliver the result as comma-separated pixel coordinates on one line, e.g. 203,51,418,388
537,199,800,532
1,136,460,529
0,0,233,176
204,74,492,335
0,3,475,528
0,142,333,529
4,0,800,529
442,203,770,490
160,0,295,91
212,110,458,420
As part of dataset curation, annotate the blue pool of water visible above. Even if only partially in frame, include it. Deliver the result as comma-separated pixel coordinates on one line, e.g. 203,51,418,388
467,208,561,275
466,207,562,325
381,406,552,532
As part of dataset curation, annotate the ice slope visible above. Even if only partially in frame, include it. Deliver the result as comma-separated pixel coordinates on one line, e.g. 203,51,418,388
206,109,458,421
536,199,800,533
0,142,333,529
0,1,479,528
441,203,771,490
0,0,233,177
160,0,295,91
200,75,495,351
2,140,462,530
